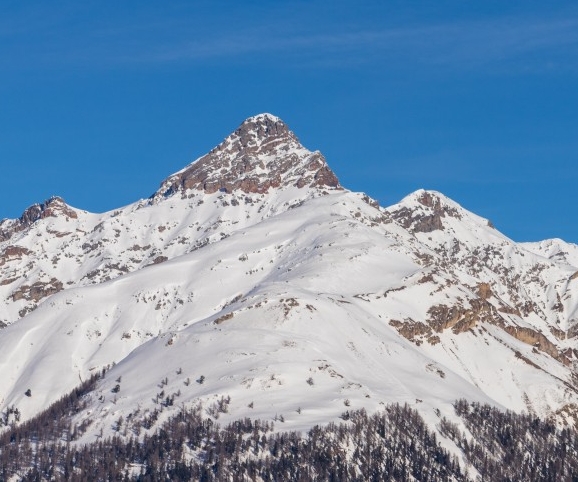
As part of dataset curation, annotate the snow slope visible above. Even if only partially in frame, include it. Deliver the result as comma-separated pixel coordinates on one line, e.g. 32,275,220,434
0,114,577,442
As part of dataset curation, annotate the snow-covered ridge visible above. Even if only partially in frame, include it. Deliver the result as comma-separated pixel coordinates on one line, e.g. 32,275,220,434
0,114,341,325
522,238,578,269
1,114,578,444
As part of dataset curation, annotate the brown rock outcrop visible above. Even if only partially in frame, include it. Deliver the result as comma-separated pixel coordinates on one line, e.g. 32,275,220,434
0,197,78,242
505,326,570,366
154,114,340,199
477,282,493,300
0,245,32,266
389,191,462,234
12,277,64,302
389,319,438,346
425,299,570,365
427,298,502,334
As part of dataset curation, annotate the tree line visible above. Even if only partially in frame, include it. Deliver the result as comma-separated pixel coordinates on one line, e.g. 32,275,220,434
1,376,577,480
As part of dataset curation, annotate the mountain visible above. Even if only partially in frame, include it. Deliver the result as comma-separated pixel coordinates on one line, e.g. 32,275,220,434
1,113,577,447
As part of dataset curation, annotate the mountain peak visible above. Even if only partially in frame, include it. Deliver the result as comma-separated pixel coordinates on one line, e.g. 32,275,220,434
0,196,78,242
401,189,453,207
155,114,340,198
242,112,284,125
246,112,281,122
20,196,77,223
224,113,299,156
388,189,495,234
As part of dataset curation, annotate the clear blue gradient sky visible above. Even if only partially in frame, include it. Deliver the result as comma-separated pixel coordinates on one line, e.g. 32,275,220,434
1,1,577,243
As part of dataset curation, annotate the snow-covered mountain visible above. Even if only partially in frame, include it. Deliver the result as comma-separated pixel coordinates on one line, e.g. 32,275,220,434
1,113,577,443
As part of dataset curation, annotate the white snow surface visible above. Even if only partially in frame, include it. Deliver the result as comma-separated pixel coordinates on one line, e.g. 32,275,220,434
0,115,577,443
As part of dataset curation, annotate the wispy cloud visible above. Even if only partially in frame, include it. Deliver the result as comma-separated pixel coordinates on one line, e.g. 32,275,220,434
1,5,577,74
120,14,578,73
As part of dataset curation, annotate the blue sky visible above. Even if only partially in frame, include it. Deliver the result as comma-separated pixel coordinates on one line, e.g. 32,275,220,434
1,1,577,243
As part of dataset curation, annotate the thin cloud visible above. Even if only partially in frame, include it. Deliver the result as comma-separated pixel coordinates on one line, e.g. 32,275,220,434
2,6,577,74
123,15,578,72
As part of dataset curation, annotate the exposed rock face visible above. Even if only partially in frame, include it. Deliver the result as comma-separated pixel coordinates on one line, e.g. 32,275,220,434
477,282,493,300
1,112,578,437
389,296,573,366
388,191,462,234
0,246,32,267
11,277,64,302
427,299,501,334
20,196,77,224
504,325,570,366
154,114,340,199
0,197,78,242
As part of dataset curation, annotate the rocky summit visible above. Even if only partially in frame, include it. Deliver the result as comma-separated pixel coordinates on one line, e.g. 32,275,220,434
1,114,578,452
154,113,339,199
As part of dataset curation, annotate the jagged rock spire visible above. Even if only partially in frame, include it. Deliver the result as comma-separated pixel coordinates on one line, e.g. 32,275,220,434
155,114,340,198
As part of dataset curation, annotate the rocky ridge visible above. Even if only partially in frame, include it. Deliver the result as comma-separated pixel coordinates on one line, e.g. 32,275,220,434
0,196,78,242
0,114,577,445
386,190,578,367
154,113,339,199
0,115,341,325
